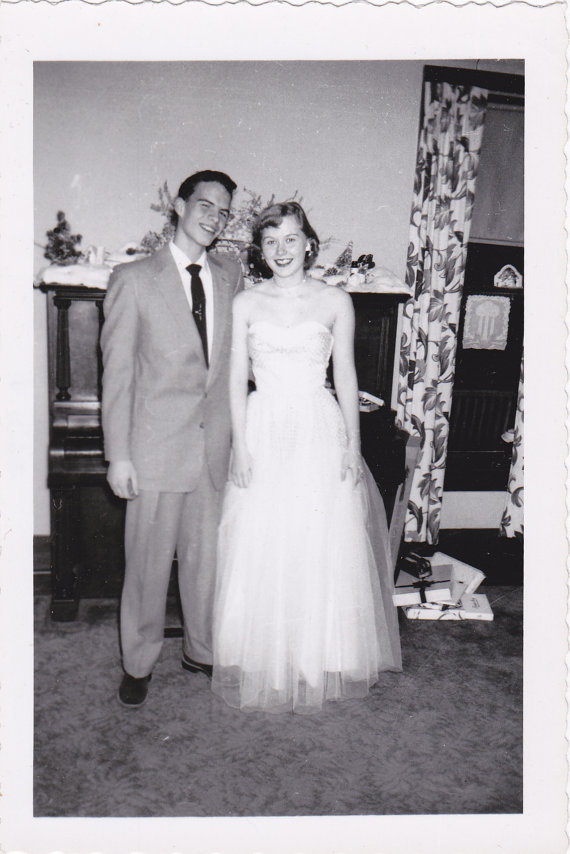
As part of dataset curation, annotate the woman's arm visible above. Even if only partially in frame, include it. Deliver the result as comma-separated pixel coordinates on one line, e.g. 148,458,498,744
331,290,364,487
228,292,254,488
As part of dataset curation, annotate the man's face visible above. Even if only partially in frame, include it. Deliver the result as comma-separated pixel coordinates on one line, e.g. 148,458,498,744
173,181,232,257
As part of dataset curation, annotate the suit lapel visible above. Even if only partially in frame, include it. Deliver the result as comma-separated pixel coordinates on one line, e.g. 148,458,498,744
152,245,204,353
207,254,233,386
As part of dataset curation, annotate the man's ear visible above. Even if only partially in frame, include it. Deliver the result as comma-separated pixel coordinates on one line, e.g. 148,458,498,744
173,197,185,218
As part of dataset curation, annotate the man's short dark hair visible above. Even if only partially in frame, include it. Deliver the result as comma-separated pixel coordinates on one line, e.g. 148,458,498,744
177,170,237,203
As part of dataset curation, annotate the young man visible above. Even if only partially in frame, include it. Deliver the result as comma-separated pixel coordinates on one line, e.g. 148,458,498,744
101,170,244,707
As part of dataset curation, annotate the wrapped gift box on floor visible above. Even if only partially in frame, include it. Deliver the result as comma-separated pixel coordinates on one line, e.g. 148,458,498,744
392,565,453,607
403,592,494,621
429,552,486,604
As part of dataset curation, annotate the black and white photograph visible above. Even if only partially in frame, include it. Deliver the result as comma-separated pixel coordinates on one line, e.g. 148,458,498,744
1,2,567,853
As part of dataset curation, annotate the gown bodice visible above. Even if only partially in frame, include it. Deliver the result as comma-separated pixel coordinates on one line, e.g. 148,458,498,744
248,320,333,396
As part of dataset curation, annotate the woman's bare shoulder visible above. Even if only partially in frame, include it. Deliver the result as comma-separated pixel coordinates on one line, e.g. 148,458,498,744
305,276,337,298
312,280,352,309
233,283,269,317
306,275,327,288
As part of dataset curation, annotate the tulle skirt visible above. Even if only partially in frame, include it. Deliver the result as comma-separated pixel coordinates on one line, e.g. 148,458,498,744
212,388,402,714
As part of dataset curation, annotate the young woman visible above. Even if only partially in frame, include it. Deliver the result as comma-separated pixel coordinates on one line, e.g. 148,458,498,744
211,201,402,714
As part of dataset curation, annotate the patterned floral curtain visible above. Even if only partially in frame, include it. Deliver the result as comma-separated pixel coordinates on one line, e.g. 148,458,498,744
396,78,488,543
500,352,524,537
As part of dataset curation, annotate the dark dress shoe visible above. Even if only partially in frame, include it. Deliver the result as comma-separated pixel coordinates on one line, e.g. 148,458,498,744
118,673,151,707
181,654,213,678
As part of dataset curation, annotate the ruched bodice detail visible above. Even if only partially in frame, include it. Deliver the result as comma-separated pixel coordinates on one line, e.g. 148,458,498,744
248,320,333,397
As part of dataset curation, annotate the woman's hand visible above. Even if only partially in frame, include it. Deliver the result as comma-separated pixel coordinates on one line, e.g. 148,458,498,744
230,445,254,488
341,448,364,488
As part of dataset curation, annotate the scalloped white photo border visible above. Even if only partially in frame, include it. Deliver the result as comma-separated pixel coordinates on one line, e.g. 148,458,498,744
1,2,568,853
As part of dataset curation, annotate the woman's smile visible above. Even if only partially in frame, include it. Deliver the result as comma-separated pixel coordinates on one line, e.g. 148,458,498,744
261,215,307,280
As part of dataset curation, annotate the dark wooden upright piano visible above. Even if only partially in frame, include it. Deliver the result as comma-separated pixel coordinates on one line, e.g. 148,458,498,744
40,280,411,620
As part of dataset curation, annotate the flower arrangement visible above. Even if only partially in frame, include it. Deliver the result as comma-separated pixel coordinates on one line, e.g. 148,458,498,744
139,181,176,254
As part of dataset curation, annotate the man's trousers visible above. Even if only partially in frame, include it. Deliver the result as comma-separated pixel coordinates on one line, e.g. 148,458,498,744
119,464,223,678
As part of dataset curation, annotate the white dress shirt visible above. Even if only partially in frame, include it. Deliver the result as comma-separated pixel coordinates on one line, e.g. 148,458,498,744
169,241,214,362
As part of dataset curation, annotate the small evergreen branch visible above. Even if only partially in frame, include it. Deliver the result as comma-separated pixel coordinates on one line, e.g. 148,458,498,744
44,211,83,265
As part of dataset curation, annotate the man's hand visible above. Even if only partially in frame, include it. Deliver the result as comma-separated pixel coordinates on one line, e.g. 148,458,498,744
107,460,139,499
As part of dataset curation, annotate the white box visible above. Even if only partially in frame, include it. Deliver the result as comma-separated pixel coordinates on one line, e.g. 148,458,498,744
429,551,486,604
403,592,494,621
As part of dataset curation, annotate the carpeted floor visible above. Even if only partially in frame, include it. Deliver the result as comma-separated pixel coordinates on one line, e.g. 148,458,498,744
34,586,522,817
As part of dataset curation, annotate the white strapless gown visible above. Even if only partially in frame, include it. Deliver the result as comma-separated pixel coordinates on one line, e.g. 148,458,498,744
212,320,402,713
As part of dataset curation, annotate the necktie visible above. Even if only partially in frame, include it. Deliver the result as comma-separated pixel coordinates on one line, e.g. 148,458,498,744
186,264,208,367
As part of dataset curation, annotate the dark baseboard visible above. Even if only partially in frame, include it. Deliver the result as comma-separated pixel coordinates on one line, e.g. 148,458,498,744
34,535,52,571
34,536,52,595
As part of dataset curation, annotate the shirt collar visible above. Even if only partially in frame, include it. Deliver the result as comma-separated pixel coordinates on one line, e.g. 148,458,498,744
169,241,208,270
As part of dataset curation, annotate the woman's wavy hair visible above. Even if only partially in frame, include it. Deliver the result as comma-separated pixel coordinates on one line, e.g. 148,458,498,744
248,201,320,279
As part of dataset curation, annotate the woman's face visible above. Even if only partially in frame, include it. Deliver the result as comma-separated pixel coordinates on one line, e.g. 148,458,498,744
260,215,307,279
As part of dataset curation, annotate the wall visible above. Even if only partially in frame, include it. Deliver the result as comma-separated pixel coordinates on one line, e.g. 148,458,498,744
34,61,425,278
34,59,523,535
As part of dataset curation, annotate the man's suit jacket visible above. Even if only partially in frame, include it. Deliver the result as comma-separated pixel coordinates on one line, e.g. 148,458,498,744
101,244,244,493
